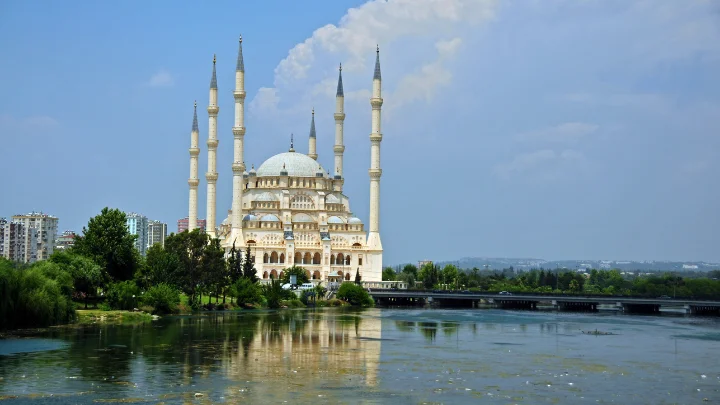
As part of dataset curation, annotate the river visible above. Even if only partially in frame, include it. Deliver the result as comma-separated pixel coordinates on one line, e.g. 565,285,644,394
0,308,719,404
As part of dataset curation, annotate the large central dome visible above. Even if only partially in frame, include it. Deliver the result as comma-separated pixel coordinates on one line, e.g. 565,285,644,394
256,151,325,177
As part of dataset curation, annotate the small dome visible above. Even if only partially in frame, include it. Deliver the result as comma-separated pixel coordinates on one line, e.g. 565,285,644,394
325,194,341,204
292,213,314,223
242,170,249,178
221,217,230,225
348,217,363,224
256,192,277,202
327,216,345,224
243,214,258,221
260,214,280,222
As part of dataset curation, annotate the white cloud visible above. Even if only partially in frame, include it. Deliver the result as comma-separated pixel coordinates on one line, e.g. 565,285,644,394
249,0,498,117
249,87,280,115
515,122,598,144
147,70,175,87
493,149,586,181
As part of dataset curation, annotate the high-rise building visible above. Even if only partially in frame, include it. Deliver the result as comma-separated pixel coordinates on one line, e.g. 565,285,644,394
0,218,6,258
11,212,58,262
1,221,36,263
126,212,149,256
55,230,77,251
177,217,206,233
148,220,167,248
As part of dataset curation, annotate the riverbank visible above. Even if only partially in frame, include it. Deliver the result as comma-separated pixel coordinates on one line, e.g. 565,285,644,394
75,309,154,325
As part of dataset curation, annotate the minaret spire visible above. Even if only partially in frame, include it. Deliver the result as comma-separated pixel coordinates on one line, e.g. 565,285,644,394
188,101,200,231
368,45,383,251
333,63,346,190
308,108,317,160
206,54,220,238
289,133,295,152
231,35,247,245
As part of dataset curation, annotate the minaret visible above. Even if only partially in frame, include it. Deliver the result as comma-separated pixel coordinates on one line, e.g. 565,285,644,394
367,46,383,250
334,63,346,188
205,54,219,238
188,101,200,231
308,108,317,160
231,36,246,244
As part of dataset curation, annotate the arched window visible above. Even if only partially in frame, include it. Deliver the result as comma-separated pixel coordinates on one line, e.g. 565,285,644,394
313,252,321,265
270,269,278,279
312,270,320,280
263,271,268,279
270,251,278,263
330,254,335,265
263,253,269,263
294,252,302,264
303,252,312,264
280,253,285,264
337,253,344,265
345,255,350,265
279,271,284,279
305,269,311,279
345,273,350,281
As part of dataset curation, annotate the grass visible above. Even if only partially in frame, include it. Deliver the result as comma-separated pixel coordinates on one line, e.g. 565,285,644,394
75,309,153,325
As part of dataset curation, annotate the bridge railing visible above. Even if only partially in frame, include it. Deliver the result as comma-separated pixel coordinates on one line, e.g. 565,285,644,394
367,289,720,302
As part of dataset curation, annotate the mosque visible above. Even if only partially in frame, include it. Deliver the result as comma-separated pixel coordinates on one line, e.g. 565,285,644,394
186,36,384,283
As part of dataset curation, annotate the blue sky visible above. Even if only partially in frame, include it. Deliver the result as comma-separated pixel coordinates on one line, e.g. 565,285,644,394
1,0,719,264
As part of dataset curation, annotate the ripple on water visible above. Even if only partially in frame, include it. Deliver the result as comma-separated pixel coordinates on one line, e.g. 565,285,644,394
0,338,69,356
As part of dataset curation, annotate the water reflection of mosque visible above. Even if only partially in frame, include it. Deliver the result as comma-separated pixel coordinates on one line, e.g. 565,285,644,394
220,311,382,394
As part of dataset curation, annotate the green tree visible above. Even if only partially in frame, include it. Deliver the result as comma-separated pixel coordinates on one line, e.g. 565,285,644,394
50,251,105,308
141,243,181,289
382,267,396,281
202,238,227,303
164,229,207,303
419,263,439,289
263,279,290,309
355,268,362,284
442,264,459,288
232,277,262,306
337,283,373,306
72,207,140,281
142,283,180,314
227,242,243,283
242,246,258,282
280,266,309,285
402,264,418,277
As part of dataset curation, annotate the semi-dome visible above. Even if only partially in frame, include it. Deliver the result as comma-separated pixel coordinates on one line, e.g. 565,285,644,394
260,214,280,222
292,213,314,223
325,194,341,204
256,191,277,201
348,217,363,224
243,214,258,221
256,152,325,177
327,216,345,224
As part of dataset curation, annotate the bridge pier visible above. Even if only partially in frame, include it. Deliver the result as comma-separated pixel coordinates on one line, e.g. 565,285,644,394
553,300,598,312
620,303,660,314
375,296,423,307
685,304,720,316
493,299,538,310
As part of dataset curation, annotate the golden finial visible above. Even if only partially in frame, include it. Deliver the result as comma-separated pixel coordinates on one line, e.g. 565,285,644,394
213,54,216,64
194,100,197,108
239,34,243,43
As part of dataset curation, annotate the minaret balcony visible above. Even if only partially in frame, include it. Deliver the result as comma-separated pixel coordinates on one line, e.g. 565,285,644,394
232,162,245,173
233,91,246,100
333,145,345,153
188,178,199,187
232,126,246,136
207,105,219,115
369,133,382,142
189,147,200,156
205,172,219,182
207,139,219,148
334,113,346,121
370,98,383,108
369,169,382,179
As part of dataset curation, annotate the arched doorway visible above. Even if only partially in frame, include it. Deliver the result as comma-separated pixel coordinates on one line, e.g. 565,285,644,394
305,269,311,279
337,253,344,265
345,273,350,281
280,253,285,264
312,270,321,280
294,252,302,264
303,252,312,264
279,271,284,279
270,269,278,279
313,252,321,264
263,271,268,279
330,254,336,265
270,251,278,263
263,253,269,263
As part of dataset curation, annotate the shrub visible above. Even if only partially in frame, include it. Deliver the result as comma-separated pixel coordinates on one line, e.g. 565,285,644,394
106,280,141,311
280,299,305,308
142,283,180,314
232,278,262,306
336,283,374,307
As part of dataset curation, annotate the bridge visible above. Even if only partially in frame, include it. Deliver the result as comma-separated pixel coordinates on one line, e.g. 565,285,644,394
367,290,720,315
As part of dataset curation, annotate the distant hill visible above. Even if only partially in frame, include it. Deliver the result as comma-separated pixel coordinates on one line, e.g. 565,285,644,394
423,257,720,272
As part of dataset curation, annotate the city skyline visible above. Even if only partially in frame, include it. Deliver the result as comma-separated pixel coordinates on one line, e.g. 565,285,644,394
1,0,718,264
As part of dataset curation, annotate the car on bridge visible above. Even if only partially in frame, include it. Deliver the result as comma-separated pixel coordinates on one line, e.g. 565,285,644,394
658,295,672,299
499,291,513,295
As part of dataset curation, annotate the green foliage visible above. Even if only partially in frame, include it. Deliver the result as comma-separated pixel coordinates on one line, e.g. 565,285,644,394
382,267,397,281
106,280,141,311
0,258,76,329
232,277,262,306
281,299,306,308
140,243,181,289
336,283,374,307
441,264,459,285
202,238,227,298
142,283,180,314
419,263,440,289
227,242,243,284
402,264,418,277
72,207,139,281
164,229,207,301
242,246,258,282
50,250,106,308
280,266,309,285
355,268,362,284
263,279,291,309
